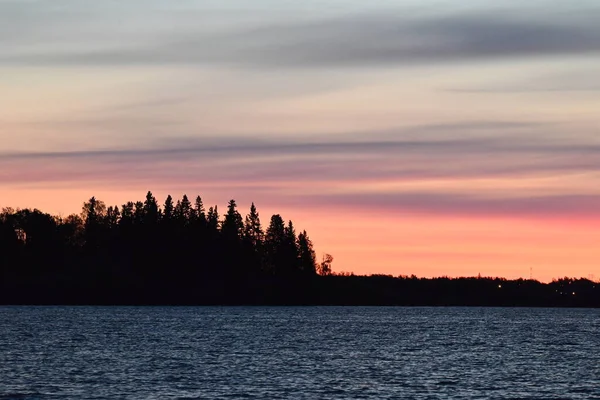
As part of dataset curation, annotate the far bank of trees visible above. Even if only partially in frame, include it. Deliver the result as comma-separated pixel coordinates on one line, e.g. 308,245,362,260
2,191,599,307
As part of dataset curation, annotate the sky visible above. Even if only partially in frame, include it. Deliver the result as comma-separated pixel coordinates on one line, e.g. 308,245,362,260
1,0,600,281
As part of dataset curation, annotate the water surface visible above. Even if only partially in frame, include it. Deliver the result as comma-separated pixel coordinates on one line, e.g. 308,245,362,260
1,307,599,399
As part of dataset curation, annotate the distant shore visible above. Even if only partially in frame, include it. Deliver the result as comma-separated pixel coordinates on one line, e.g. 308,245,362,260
2,275,598,307
2,193,598,307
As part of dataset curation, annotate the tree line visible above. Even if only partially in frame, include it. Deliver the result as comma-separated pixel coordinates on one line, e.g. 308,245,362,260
0,191,338,303
1,191,599,307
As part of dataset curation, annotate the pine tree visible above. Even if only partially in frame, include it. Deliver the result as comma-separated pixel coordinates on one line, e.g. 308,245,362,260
143,191,159,224
243,202,263,247
163,195,174,221
133,201,145,224
266,214,285,246
105,206,120,227
120,202,135,225
221,199,243,241
284,221,297,247
207,206,219,233
297,230,317,275
283,220,300,274
265,214,286,274
194,196,206,224
175,194,192,223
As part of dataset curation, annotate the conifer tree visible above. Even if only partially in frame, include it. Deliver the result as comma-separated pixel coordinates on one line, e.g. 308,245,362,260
222,199,243,241
194,196,206,224
143,191,159,224
243,202,263,247
266,214,285,247
265,214,286,274
120,202,135,225
207,206,219,233
175,194,192,223
283,220,300,274
284,221,297,247
105,206,120,227
133,201,145,224
297,230,317,275
82,197,106,227
163,195,174,221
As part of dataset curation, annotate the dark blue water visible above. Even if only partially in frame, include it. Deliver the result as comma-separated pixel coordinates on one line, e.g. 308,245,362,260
1,307,599,399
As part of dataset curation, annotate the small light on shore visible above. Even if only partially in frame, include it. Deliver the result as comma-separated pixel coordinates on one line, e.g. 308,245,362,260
498,284,502,289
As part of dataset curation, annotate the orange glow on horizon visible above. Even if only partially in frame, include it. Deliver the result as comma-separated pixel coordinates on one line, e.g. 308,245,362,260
1,187,598,283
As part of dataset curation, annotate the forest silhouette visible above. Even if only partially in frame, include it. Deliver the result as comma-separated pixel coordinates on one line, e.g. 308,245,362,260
1,191,599,307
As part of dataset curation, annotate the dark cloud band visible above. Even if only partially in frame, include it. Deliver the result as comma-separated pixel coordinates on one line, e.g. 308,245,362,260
2,6,600,68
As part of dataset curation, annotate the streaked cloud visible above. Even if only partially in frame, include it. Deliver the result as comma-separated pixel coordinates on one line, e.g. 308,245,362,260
2,124,599,218
2,3,600,68
296,192,600,218
444,68,600,93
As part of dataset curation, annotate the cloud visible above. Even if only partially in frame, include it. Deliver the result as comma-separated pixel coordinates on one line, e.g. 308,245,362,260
444,69,600,93
2,4,600,68
1,124,599,183
221,12,600,68
2,120,599,218
0,127,594,162
292,192,600,219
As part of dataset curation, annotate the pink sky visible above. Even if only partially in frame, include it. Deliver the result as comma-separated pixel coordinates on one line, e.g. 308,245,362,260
2,1,600,281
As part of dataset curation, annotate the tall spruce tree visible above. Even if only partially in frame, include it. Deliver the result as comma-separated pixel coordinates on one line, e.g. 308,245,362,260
194,196,206,225
243,202,263,248
297,230,317,275
175,194,192,223
143,191,159,224
265,214,286,274
163,195,174,221
283,220,300,275
221,199,243,241
206,206,219,233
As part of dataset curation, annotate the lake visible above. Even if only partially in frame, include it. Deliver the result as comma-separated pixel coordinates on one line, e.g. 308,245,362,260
1,307,599,399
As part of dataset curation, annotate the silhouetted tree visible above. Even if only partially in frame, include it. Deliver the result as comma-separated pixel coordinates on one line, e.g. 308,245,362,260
243,203,263,248
59,214,84,248
222,199,243,241
143,191,160,224
82,197,106,226
297,230,317,275
207,206,219,233
0,209,22,279
319,253,334,276
133,201,145,224
283,220,300,275
265,214,286,274
163,195,174,221
82,197,106,252
175,195,192,223
105,206,120,227
194,196,206,225
120,202,135,225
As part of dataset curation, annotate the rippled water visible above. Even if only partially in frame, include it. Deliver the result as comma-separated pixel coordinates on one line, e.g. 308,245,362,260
1,307,600,399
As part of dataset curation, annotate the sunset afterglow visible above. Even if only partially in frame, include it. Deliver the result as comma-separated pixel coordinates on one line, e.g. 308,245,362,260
2,0,600,281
